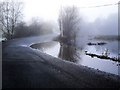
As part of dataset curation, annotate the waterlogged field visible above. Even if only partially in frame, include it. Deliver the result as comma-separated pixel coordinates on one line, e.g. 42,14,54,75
31,36,120,76
77,40,119,75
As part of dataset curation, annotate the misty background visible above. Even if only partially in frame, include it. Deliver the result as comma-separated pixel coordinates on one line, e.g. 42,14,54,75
22,0,119,37
0,0,119,40
79,13,118,36
1,0,120,77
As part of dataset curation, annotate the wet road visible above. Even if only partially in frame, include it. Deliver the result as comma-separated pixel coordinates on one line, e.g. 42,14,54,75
2,34,120,88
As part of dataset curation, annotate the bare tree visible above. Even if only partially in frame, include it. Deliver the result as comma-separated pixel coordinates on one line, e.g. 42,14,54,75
58,6,81,61
58,6,80,46
0,0,23,40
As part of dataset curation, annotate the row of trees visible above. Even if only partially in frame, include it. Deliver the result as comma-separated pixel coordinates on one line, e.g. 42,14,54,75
0,0,81,61
0,0,56,40
0,0,81,44
13,20,55,38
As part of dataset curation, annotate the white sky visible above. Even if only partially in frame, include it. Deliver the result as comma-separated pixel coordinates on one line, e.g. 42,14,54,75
17,0,120,22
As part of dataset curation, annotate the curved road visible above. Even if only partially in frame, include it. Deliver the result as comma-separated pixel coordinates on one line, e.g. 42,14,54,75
2,34,120,88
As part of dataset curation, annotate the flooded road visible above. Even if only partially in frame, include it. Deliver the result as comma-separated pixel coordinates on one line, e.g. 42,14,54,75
3,35,120,88
31,39,120,76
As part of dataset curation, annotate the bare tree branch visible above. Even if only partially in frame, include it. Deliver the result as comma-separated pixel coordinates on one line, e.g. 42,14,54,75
0,0,23,40
58,6,81,45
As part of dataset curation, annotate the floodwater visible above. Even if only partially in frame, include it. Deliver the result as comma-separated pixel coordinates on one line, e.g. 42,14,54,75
31,38,120,76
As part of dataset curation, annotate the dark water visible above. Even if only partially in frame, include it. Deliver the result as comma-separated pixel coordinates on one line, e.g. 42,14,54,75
31,38,120,76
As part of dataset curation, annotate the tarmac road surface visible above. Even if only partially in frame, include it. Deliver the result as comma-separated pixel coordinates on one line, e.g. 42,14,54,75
2,34,120,88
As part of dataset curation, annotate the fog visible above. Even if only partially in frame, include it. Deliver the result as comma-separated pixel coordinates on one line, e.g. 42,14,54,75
79,13,118,36
76,13,118,50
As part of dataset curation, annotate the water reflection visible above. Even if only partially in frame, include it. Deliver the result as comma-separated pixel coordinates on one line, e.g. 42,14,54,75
94,41,118,56
79,45,119,75
31,41,60,58
30,39,119,75
59,42,79,62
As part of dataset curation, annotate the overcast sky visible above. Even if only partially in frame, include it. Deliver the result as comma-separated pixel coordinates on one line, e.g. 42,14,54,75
22,0,119,22
0,0,119,37
79,13,118,35
22,0,119,35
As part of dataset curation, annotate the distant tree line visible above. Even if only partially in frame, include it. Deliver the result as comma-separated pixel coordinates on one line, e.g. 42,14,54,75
0,0,81,62
13,19,54,39
0,0,55,40
0,0,81,47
